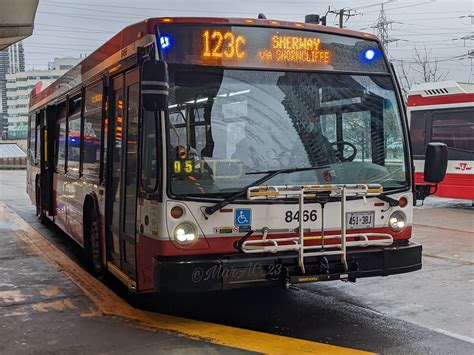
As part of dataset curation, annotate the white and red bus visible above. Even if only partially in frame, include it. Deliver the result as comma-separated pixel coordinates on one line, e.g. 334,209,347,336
27,17,446,293
408,81,474,201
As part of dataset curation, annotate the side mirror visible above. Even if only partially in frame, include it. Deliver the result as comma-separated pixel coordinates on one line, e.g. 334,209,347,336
424,142,448,183
414,142,448,203
141,60,169,111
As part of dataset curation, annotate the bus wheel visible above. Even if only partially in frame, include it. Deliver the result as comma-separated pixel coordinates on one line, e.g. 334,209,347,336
84,208,105,278
35,178,46,224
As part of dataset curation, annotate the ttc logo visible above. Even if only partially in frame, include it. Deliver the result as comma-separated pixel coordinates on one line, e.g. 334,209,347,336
455,162,472,171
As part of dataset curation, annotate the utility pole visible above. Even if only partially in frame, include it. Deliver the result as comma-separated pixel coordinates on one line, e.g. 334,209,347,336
327,7,357,29
371,4,400,49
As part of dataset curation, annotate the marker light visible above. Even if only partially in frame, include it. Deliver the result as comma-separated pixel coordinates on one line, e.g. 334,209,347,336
361,48,381,63
388,211,407,232
170,206,184,219
173,222,198,244
398,197,408,208
160,35,171,50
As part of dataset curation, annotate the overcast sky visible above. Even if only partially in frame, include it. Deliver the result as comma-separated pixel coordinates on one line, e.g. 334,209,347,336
23,0,473,85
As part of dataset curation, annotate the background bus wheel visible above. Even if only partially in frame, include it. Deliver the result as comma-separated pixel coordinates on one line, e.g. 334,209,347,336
84,209,105,278
35,178,46,224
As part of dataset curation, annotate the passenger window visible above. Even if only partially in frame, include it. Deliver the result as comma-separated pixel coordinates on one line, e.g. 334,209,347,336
56,103,67,171
83,82,103,176
28,115,35,165
67,94,82,174
35,123,41,161
320,114,337,142
57,118,67,171
141,110,158,191
432,111,474,152
169,111,187,152
342,111,372,162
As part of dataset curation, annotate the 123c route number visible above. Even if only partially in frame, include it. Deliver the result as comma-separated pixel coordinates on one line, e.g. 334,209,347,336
285,210,317,223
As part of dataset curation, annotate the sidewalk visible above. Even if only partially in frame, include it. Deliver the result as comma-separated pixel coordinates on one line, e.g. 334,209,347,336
0,203,248,354
0,197,367,355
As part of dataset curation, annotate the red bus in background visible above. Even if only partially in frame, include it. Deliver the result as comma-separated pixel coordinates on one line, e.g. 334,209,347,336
408,81,474,200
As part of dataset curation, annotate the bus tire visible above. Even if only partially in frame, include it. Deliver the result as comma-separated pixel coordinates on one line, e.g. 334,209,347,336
84,201,105,278
35,176,46,224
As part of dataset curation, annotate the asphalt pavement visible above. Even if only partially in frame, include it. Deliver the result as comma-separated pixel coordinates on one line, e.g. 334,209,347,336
0,170,473,354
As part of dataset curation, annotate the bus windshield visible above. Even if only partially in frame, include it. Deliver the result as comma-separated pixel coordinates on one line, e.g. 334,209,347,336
167,65,407,197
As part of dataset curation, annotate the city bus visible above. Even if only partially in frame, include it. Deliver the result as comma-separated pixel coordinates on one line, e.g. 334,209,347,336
408,81,474,201
27,17,447,293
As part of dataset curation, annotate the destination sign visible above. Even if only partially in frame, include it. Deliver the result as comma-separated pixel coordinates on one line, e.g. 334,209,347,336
158,25,388,73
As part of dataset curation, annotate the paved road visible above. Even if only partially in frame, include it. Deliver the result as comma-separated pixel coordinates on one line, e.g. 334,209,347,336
1,170,473,354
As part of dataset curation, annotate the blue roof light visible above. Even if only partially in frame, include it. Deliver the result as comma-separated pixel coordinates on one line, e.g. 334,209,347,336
361,48,381,63
365,49,375,60
160,35,172,51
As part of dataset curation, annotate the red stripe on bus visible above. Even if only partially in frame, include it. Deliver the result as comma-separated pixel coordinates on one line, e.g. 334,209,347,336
414,172,474,200
407,93,474,107
136,226,412,290
138,226,412,257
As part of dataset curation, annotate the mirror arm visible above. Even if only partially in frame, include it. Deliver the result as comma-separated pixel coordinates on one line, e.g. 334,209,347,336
415,183,437,203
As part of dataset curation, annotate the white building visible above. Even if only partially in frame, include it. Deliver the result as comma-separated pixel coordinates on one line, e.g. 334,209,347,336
48,56,82,71
5,57,80,139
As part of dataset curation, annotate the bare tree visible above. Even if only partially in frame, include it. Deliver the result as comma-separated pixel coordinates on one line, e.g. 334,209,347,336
395,60,413,99
394,45,449,99
412,45,449,83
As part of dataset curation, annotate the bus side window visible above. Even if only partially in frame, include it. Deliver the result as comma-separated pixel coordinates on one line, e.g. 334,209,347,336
410,111,427,158
67,94,82,174
140,110,158,192
28,114,35,165
55,102,67,171
83,81,103,177
432,111,474,152
57,117,67,172
342,111,373,162
35,119,41,163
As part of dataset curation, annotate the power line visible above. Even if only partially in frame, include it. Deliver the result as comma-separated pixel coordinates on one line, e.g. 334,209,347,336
326,7,359,28
371,4,400,49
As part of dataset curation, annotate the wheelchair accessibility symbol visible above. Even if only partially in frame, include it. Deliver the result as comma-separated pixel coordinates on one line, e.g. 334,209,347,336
234,209,251,227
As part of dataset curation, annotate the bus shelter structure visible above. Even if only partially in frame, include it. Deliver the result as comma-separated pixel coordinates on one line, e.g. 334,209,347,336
0,0,38,49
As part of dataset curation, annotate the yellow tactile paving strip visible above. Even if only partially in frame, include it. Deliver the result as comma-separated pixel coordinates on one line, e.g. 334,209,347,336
1,202,373,355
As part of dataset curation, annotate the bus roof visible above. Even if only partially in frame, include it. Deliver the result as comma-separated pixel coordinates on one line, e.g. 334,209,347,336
407,81,474,108
29,17,381,111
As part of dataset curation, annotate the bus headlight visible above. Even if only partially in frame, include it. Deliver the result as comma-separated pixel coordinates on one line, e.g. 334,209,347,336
173,222,198,244
388,211,407,231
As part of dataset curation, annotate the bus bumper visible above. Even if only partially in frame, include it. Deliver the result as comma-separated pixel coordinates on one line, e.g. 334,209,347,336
152,241,422,292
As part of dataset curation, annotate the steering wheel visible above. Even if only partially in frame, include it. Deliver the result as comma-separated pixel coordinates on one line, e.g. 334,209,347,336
331,141,358,162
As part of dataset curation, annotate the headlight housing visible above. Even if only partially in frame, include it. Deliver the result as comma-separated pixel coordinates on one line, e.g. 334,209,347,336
388,211,407,231
173,222,198,244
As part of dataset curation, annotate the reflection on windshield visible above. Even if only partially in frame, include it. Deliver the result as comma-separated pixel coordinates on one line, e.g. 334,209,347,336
167,66,407,196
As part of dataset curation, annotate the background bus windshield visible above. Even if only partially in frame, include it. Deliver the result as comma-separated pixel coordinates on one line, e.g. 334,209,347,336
167,66,407,197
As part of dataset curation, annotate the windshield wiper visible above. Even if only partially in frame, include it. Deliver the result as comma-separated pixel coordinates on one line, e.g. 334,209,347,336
377,193,400,206
204,166,329,216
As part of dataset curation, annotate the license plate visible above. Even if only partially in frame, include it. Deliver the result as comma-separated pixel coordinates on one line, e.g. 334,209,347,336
346,211,374,229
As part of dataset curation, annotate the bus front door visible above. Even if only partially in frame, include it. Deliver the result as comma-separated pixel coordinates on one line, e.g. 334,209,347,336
39,108,55,216
106,69,139,288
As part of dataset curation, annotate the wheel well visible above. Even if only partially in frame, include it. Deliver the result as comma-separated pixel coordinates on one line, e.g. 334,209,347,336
82,194,105,274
